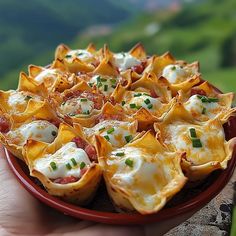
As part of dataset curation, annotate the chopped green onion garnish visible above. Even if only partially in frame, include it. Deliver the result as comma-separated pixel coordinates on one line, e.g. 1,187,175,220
99,127,105,131
111,79,116,84
104,135,110,141
83,110,90,115
80,162,86,169
97,82,102,88
66,163,72,170
76,52,83,56
61,101,66,106
80,98,87,102
50,162,57,171
144,98,151,104
88,82,94,87
136,105,142,109
107,127,115,134
147,104,153,109
71,158,77,166
202,107,206,114
192,138,202,148
101,78,107,82
96,76,101,83
111,85,117,89
134,93,142,97
189,128,197,138
130,103,136,109
65,55,72,58
208,97,219,103
115,152,125,156
143,93,151,97
104,84,108,91
171,66,176,70
121,101,125,106
125,135,133,143
51,131,57,136
201,96,209,103
125,158,133,167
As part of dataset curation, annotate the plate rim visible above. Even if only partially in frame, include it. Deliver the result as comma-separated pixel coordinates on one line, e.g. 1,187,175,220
5,144,236,225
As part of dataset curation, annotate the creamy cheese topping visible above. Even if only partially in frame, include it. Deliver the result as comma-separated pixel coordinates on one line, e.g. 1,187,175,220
84,120,136,148
34,69,58,84
107,146,167,199
65,49,93,63
114,52,141,71
162,64,193,84
165,122,226,165
184,95,221,119
34,142,91,179
124,92,161,112
7,120,58,146
8,91,29,107
60,97,94,116
89,75,118,96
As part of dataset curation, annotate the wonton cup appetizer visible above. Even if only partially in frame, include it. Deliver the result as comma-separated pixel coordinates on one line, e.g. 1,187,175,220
96,131,187,214
23,123,102,205
154,103,236,181
0,102,61,160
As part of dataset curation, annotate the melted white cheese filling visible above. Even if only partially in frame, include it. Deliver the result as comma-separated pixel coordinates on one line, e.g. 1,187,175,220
60,97,94,116
89,75,118,96
184,95,220,118
162,64,191,84
65,49,93,63
34,142,91,179
114,52,141,71
125,93,161,111
34,69,58,84
7,120,58,145
8,91,29,107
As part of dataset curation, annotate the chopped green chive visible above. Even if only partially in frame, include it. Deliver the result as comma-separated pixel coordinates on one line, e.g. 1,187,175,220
101,78,107,82
125,135,133,143
66,163,72,170
111,79,116,84
76,52,83,56
104,135,110,141
99,127,105,131
83,110,90,115
65,54,72,58
121,101,125,106
51,131,57,136
61,101,66,106
125,158,133,167
136,105,142,109
96,76,101,83
189,128,197,138
88,82,94,87
80,162,86,169
104,84,108,91
97,82,103,88
192,138,202,148
134,93,142,97
71,158,77,166
80,98,87,102
171,66,176,70
115,152,125,157
144,98,151,104
143,93,151,97
107,127,115,134
202,107,206,114
111,85,117,89
130,103,136,109
208,98,219,103
147,104,153,109
50,162,57,171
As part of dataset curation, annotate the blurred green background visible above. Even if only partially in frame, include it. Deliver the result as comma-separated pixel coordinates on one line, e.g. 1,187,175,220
0,0,236,93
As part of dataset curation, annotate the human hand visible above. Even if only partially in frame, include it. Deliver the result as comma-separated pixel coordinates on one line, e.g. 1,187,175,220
0,146,195,236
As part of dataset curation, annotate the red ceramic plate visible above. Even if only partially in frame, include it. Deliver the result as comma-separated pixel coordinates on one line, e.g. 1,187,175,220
5,116,236,225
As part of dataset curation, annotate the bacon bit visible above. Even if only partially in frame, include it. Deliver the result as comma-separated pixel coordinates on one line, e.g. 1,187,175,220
64,90,82,100
150,90,158,98
72,136,87,149
0,116,10,133
131,64,144,74
53,176,79,184
85,145,97,161
72,136,98,161
109,96,116,105
190,88,207,96
48,119,61,128
83,91,105,110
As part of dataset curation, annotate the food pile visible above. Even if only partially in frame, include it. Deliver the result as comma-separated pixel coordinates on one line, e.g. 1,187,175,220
0,43,235,215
